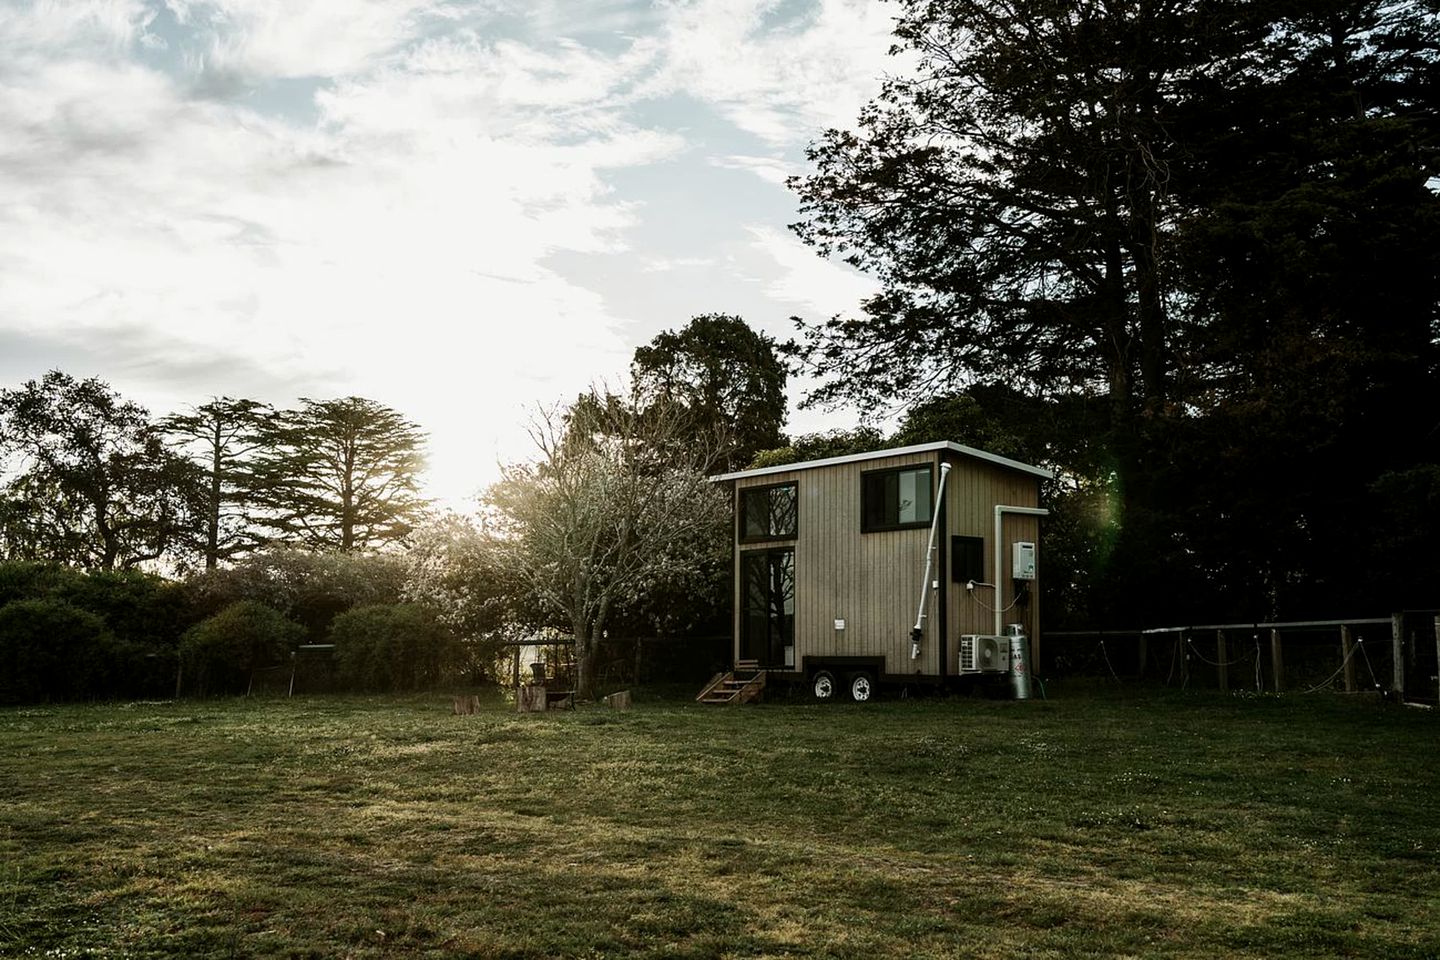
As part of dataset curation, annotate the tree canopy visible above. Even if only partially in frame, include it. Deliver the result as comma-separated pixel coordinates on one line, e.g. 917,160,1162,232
632,314,788,471
0,371,198,570
788,0,1440,623
252,398,428,553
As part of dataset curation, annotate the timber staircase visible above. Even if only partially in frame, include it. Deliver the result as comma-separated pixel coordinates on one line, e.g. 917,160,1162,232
696,660,767,705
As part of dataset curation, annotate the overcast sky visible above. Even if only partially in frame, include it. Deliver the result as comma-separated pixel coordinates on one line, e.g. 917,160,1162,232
1,0,894,506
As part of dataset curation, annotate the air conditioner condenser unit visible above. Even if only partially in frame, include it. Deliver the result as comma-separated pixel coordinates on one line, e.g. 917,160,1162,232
958,634,1010,675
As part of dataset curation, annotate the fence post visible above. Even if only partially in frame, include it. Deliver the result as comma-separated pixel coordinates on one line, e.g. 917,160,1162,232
1434,616,1440,707
1270,628,1284,693
1340,624,1356,694
1181,630,1190,688
1138,634,1148,680
1216,629,1229,692
1392,612,1405,698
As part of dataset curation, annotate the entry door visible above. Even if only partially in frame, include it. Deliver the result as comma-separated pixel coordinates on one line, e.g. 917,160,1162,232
741,548,794,667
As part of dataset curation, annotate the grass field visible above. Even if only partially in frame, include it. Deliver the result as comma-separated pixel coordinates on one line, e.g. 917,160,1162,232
2,685,1438,959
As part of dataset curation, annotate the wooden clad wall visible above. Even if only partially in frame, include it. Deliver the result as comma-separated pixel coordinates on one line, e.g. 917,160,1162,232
732,449,1043,678
734,451,937,676
943,454,1042,657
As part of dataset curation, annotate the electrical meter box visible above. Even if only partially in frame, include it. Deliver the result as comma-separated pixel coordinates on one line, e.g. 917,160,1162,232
1012,541,1037,580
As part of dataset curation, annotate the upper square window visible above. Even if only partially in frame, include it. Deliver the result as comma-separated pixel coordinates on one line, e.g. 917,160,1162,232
739,482,798,542
862,465,933,532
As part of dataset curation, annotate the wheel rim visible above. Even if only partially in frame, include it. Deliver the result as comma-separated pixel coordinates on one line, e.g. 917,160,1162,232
814,674,834,699
851,676,872,701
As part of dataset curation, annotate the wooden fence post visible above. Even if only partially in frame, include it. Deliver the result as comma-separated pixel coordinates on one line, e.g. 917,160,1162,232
1340,625,1356,694
1270,628,1284,693
1434,616,1440,707
1392,612,1405,698
1181,631,1190,688
1216,630,1229,692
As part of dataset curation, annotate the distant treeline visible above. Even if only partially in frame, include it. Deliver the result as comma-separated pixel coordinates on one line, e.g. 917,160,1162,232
0,555,476,704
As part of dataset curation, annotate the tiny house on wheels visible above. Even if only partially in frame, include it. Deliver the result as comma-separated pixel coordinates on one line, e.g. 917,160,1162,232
711,442,1051,701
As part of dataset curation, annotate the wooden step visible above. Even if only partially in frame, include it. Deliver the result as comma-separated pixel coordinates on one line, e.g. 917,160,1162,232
696,666,768,705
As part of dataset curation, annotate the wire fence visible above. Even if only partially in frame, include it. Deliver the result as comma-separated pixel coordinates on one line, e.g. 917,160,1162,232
1043,612,1440,704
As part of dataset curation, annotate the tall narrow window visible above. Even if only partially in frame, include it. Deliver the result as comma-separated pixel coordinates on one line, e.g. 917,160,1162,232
861,465,933,532
739,482,798,542
741,547,794,666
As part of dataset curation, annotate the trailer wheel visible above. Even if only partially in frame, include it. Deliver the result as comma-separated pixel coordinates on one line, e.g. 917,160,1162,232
812,669,838,701
846,671,875,703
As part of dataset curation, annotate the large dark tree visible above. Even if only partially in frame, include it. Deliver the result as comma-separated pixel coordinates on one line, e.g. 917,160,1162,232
161,397,271,569
0,371,198,569
788,0,1440,624
252,398,428,552
631,314,788,470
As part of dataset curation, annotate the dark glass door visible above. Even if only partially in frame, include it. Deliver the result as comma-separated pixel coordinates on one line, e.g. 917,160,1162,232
741,548,794,666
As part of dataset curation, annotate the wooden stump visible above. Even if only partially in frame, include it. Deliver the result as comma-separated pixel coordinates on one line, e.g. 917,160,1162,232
452,695,480,716
517,685,547,713
604,690,632,711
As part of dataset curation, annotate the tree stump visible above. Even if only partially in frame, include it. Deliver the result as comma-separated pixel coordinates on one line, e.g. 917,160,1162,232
604,690,632,711
517,685,547,713
452,695,480,715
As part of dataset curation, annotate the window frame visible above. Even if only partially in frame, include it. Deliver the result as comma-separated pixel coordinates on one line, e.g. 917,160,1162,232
860,464,935,533
737,481,799,544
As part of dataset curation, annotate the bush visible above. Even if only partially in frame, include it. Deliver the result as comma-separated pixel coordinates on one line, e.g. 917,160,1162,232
0,599,116,703
0,560,82,608
180,601,303,695
180,550,408,643
330,604,457,691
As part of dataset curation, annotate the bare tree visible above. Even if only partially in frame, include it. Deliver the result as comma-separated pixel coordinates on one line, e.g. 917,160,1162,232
484,387,728,700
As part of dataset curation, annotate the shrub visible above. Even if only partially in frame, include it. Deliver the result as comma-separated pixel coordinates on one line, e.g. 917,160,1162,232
180,550,408,643
0,561,82,608
0,598,115,703
180,600,303,695
330,604,457,691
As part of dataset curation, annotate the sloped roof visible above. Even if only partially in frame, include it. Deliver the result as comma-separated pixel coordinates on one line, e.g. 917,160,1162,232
711,441,1053,482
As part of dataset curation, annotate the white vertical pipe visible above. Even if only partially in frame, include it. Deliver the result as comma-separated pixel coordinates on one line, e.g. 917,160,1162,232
993,505,1050,636
911,463,952,657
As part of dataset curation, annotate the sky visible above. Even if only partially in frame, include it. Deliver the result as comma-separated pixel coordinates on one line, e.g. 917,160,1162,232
0,0,896,507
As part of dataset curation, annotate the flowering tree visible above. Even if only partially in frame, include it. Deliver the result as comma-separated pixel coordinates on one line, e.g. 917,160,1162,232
484,388,729,700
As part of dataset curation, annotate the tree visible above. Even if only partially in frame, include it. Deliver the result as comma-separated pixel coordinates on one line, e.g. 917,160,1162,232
252,397,428,552
0,371,198,569
402,512,517,682
632,314,788,471
747,426,888,469
484,388,730,700
161,397,271,569
787,0,1440,625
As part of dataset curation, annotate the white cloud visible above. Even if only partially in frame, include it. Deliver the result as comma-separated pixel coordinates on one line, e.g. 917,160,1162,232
709,153,797,186
0,3,683,505
170,0,444,79
746,225,878,319
654,0,898,147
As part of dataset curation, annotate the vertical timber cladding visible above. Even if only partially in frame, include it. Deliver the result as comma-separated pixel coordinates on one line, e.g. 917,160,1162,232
943,451,1042,663
733,451,943,677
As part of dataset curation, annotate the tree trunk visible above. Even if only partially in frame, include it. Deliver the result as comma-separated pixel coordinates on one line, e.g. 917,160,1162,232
576,633,596,700
207,421,222,570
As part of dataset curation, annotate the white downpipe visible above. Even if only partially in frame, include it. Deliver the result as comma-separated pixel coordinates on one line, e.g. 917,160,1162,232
911,463,952,659
994,505,1050,636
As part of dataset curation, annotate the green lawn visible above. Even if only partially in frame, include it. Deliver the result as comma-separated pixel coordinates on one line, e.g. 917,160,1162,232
2,686,1438,958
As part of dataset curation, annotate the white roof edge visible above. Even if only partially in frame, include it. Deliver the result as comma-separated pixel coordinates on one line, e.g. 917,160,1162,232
710,441,1053,483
